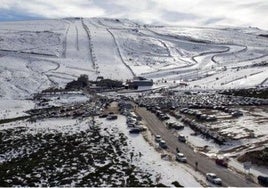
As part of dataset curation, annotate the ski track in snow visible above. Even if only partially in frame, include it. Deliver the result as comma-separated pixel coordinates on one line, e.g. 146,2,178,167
106,28,136,77
82,20,134,80
0,18,98,98
0,17,268,99
144,26,249,69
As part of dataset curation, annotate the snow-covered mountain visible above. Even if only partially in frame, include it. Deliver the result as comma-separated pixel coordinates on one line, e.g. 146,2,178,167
0,17,268,99
0,18,268,187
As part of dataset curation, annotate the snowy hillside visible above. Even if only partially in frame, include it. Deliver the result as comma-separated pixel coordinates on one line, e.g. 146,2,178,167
0,18,267,187
0,17,268,100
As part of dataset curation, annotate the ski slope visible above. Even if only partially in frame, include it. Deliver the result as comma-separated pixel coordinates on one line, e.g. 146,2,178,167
0,17,268,101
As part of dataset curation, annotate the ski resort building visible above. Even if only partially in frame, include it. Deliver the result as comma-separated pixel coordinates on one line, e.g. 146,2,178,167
127,76,153,89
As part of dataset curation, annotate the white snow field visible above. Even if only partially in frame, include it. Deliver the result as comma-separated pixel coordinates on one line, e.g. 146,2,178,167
0,17,268,101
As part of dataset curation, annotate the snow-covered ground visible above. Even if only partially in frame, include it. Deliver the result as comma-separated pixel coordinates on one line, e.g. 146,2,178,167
1,17,267,101
0,114,202,187
98,115,203,187
37,91,90,107
0,100,34,120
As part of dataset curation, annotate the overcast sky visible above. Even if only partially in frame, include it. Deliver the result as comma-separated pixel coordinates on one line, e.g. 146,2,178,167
1,0,268,29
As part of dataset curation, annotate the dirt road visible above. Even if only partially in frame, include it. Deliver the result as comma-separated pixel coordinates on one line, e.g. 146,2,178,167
135,106,258,187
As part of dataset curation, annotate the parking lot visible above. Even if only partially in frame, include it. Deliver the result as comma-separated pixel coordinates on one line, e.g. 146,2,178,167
134,105,258,187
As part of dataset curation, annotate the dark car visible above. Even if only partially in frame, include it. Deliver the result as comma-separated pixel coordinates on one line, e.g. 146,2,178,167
159,140,168,149
215,158,228,168
106,114,118,120
258,176,268,186
129,128,141,134
178,134,186,143
99,114,108,118
173,124,184,130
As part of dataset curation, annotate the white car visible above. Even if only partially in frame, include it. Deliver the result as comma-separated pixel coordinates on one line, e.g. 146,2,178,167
206,173,222,185
176,153,187,163
155,135,161,142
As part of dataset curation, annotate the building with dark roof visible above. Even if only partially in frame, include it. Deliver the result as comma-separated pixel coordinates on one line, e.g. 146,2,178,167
127,76,153,89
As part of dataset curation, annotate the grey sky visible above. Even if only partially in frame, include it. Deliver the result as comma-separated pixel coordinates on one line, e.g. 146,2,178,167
0,0,267,29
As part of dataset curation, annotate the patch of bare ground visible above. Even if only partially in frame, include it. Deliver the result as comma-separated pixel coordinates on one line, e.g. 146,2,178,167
238,147,268,167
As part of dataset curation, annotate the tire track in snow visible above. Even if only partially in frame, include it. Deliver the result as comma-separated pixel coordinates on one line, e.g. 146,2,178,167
156,39,171,57
106,28,136,77
42,60,60,88
157,38,193,66
66,66,96,73
144,26,252,69
0,49,59,59
65,21,78,59
259,78,268,86
138,30,195,67
81,18,96,70
142,27,230,69
211,45,247,64
26,58,60,89
47,72,77,79
63,19,97,77
75,25,79,51
221,71,264,86
62,20,71,58
191,46,230,68
45,74,74,81
146,27,265,68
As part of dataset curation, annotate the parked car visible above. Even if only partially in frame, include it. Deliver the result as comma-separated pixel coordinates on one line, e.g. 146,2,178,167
173,124,184,130
155,135,161,142
159,140,168,149
167,122,183,130
129,128,141,134
127,123,136,128
178,134,186,143
215,158,228,168
231,110,243,117
99,114,108,118
106,114,118,120
206,173,222,185
162,115,170,120
176,153,187,163
258,176,268,186
136,125,147,132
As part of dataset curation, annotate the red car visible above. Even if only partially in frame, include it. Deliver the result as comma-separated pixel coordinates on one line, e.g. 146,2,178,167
215,158,228,168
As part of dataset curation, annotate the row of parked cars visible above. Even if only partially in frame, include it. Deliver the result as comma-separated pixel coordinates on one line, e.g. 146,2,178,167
126,112,147,134
145,106,170,120
181,117,226,145
166,122,184,130
180,108,217,122
155,135,168,149
99,112,118,120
